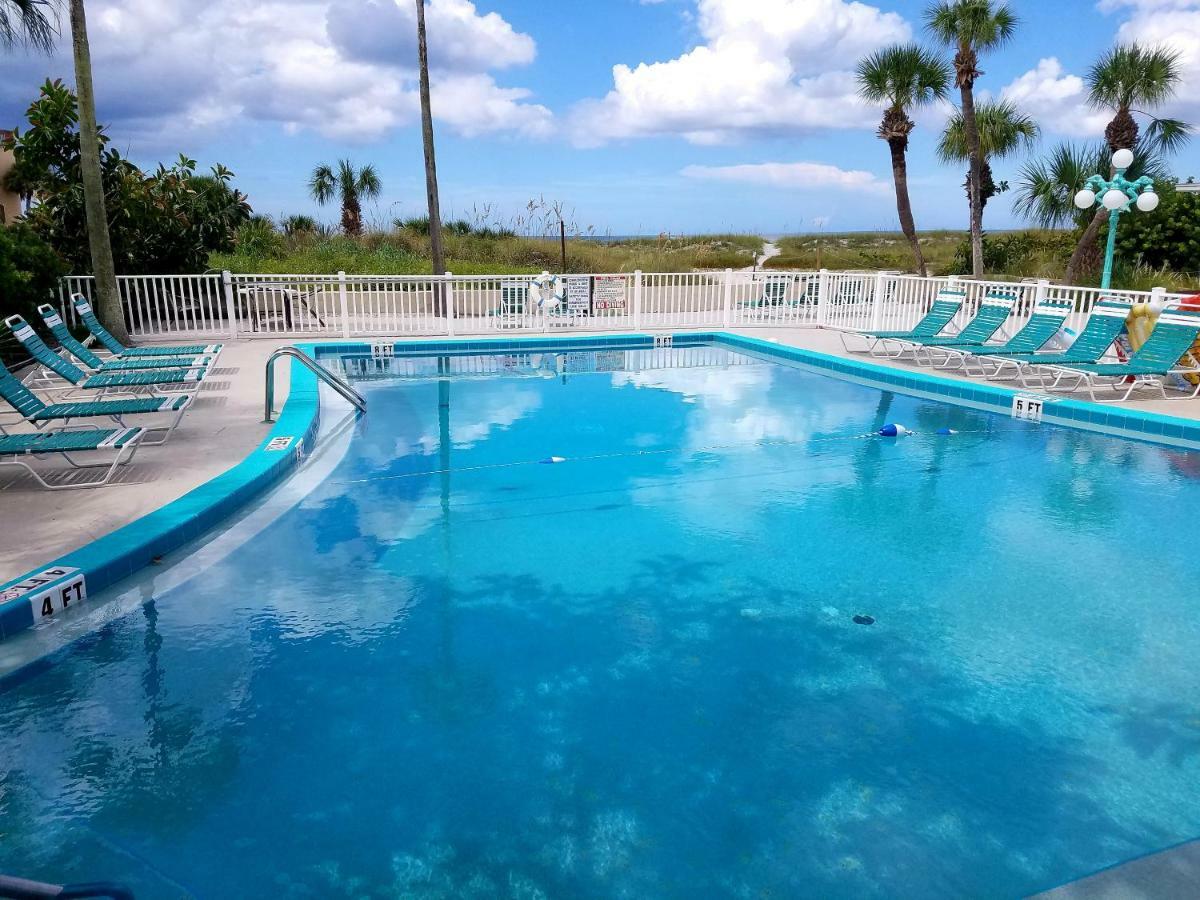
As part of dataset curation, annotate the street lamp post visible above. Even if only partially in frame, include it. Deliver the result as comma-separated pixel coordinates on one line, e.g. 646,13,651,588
1073,148,1159,290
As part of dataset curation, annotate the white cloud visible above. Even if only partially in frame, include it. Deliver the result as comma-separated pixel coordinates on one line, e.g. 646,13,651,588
0,0,550,149
568,0,909,146
999,58,1108,138
1001,0,1200,140
681,161,888,194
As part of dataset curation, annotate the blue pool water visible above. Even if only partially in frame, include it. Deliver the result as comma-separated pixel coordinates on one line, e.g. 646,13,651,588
3,343,1200,897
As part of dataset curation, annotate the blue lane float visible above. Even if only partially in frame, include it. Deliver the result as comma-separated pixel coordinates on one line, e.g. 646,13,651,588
539,456,567,465
936,427,958,435
878,423,911,437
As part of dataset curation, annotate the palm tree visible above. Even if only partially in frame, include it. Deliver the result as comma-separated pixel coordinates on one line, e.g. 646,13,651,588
1064,43,1190,282
0,0,55,50
937,99,1038,212
1014,141,1165,233
415,0,446,300
69,0,127,341
926,0,1018,278
308,160,381,236
857,44,951,277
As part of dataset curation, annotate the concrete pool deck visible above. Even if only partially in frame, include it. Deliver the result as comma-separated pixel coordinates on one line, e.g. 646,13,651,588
3,325,1199,584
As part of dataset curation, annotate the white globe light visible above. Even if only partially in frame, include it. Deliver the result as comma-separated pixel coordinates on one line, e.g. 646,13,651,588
1074,189,1097,209
1136,190,1160,212
1102,189,1127,211
1112,148,1135,170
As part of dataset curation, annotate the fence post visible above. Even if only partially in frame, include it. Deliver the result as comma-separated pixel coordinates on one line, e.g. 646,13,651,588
632,270,643,331
869,270,888,331
337,271,350,337
445,272,455,337
221,270,238,339
1034,278,1050,306
721,268,734,329
816,268,830,326
1150,285,1168,311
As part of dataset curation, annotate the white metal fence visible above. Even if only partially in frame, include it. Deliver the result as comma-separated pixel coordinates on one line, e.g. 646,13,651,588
54,269,1192,342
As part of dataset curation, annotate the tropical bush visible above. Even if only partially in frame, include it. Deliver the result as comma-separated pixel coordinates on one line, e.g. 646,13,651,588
0,223,67,359
2,79,252,275
1111,180,1200,277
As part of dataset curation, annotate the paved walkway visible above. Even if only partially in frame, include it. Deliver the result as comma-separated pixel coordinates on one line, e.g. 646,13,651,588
3,326,1198,584
0,341,289,581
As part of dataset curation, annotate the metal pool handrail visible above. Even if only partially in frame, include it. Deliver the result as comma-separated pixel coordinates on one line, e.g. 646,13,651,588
264,345,367,423
0,873,134,899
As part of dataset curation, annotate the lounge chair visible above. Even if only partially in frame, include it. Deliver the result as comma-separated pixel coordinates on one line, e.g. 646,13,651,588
741,276,797,316
923,300,1073,370
839,288,966,356
0,426,144,490
38,305,215,373
70,294,223,359
977,299,1133,386
4,315,206,396
1043,305,1200,402
898,290,1017,363
0,357,191,446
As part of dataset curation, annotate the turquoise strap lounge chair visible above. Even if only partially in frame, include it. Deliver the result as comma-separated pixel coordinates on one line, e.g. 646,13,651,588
70,294,223,359
1045,306,1200,402
5,315,206,395
38,305,214,373
906,291,1017,363
840,288,966,356
924,300,1073,370
0,358,191,446
0,426,144,490
982,299,1133,385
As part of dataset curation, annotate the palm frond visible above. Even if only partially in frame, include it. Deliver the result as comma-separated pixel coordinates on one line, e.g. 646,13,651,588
924,0,1017,51
856,43,950,110
0,0,58,52
938,99,1039,163
1142,115,1192,156
309,164,335,205
1088,43,1183,112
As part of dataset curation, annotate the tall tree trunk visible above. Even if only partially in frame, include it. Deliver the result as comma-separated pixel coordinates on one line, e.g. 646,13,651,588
1064,207,1105,286
959,80,984,278
888,137,927,277
70,0,127,342
342,194,362,236
415,0,445,313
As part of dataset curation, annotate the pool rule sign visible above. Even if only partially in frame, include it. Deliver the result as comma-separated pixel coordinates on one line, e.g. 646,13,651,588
593,275,627,312
564,276,592,314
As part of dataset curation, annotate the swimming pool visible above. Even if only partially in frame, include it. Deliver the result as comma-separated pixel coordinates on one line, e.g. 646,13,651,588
3,339,1200,897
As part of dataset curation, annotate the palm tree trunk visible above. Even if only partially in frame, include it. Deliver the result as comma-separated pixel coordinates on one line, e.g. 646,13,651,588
1065,207,1105,285
70,0,127,342
959,82,985,278
342,193,362,236
415,0,446,314
888,138,927,278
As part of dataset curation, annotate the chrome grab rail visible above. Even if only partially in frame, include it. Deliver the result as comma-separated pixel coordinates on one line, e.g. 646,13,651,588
0,873,134,899
264,345,367,423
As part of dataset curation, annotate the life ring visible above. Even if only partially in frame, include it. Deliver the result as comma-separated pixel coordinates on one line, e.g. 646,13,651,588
528,272,566,310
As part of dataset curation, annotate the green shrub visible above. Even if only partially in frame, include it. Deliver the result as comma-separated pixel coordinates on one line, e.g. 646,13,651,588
1112,180,1200,279
0,223,67,361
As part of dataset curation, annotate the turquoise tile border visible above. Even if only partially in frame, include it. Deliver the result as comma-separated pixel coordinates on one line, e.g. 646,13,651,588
4,327,1198,644
0,353,323,641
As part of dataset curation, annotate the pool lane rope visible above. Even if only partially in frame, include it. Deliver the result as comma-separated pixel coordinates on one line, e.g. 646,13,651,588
338,425,995,485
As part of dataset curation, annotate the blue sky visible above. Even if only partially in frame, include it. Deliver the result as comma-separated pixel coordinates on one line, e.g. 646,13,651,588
2,0,1198,235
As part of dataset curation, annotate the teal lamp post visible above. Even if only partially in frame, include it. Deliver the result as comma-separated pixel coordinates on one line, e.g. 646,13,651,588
1072,148,1159,290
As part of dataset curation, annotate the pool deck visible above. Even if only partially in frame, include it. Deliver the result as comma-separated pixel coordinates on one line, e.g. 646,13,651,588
2,325,1198,584
1030,839,1200,899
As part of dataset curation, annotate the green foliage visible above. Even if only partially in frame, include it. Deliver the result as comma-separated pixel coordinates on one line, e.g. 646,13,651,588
1111,180,1200,276
395,215,430,235
0,222,67,355
282,214,318,236
924,0,1018,54
0,0,56,52
949,230,1074,276
211,230,763,276
856,44,950,111
3,79,251,275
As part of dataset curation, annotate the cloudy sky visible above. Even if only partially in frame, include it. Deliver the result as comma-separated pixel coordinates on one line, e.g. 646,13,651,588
1,0,1198,235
